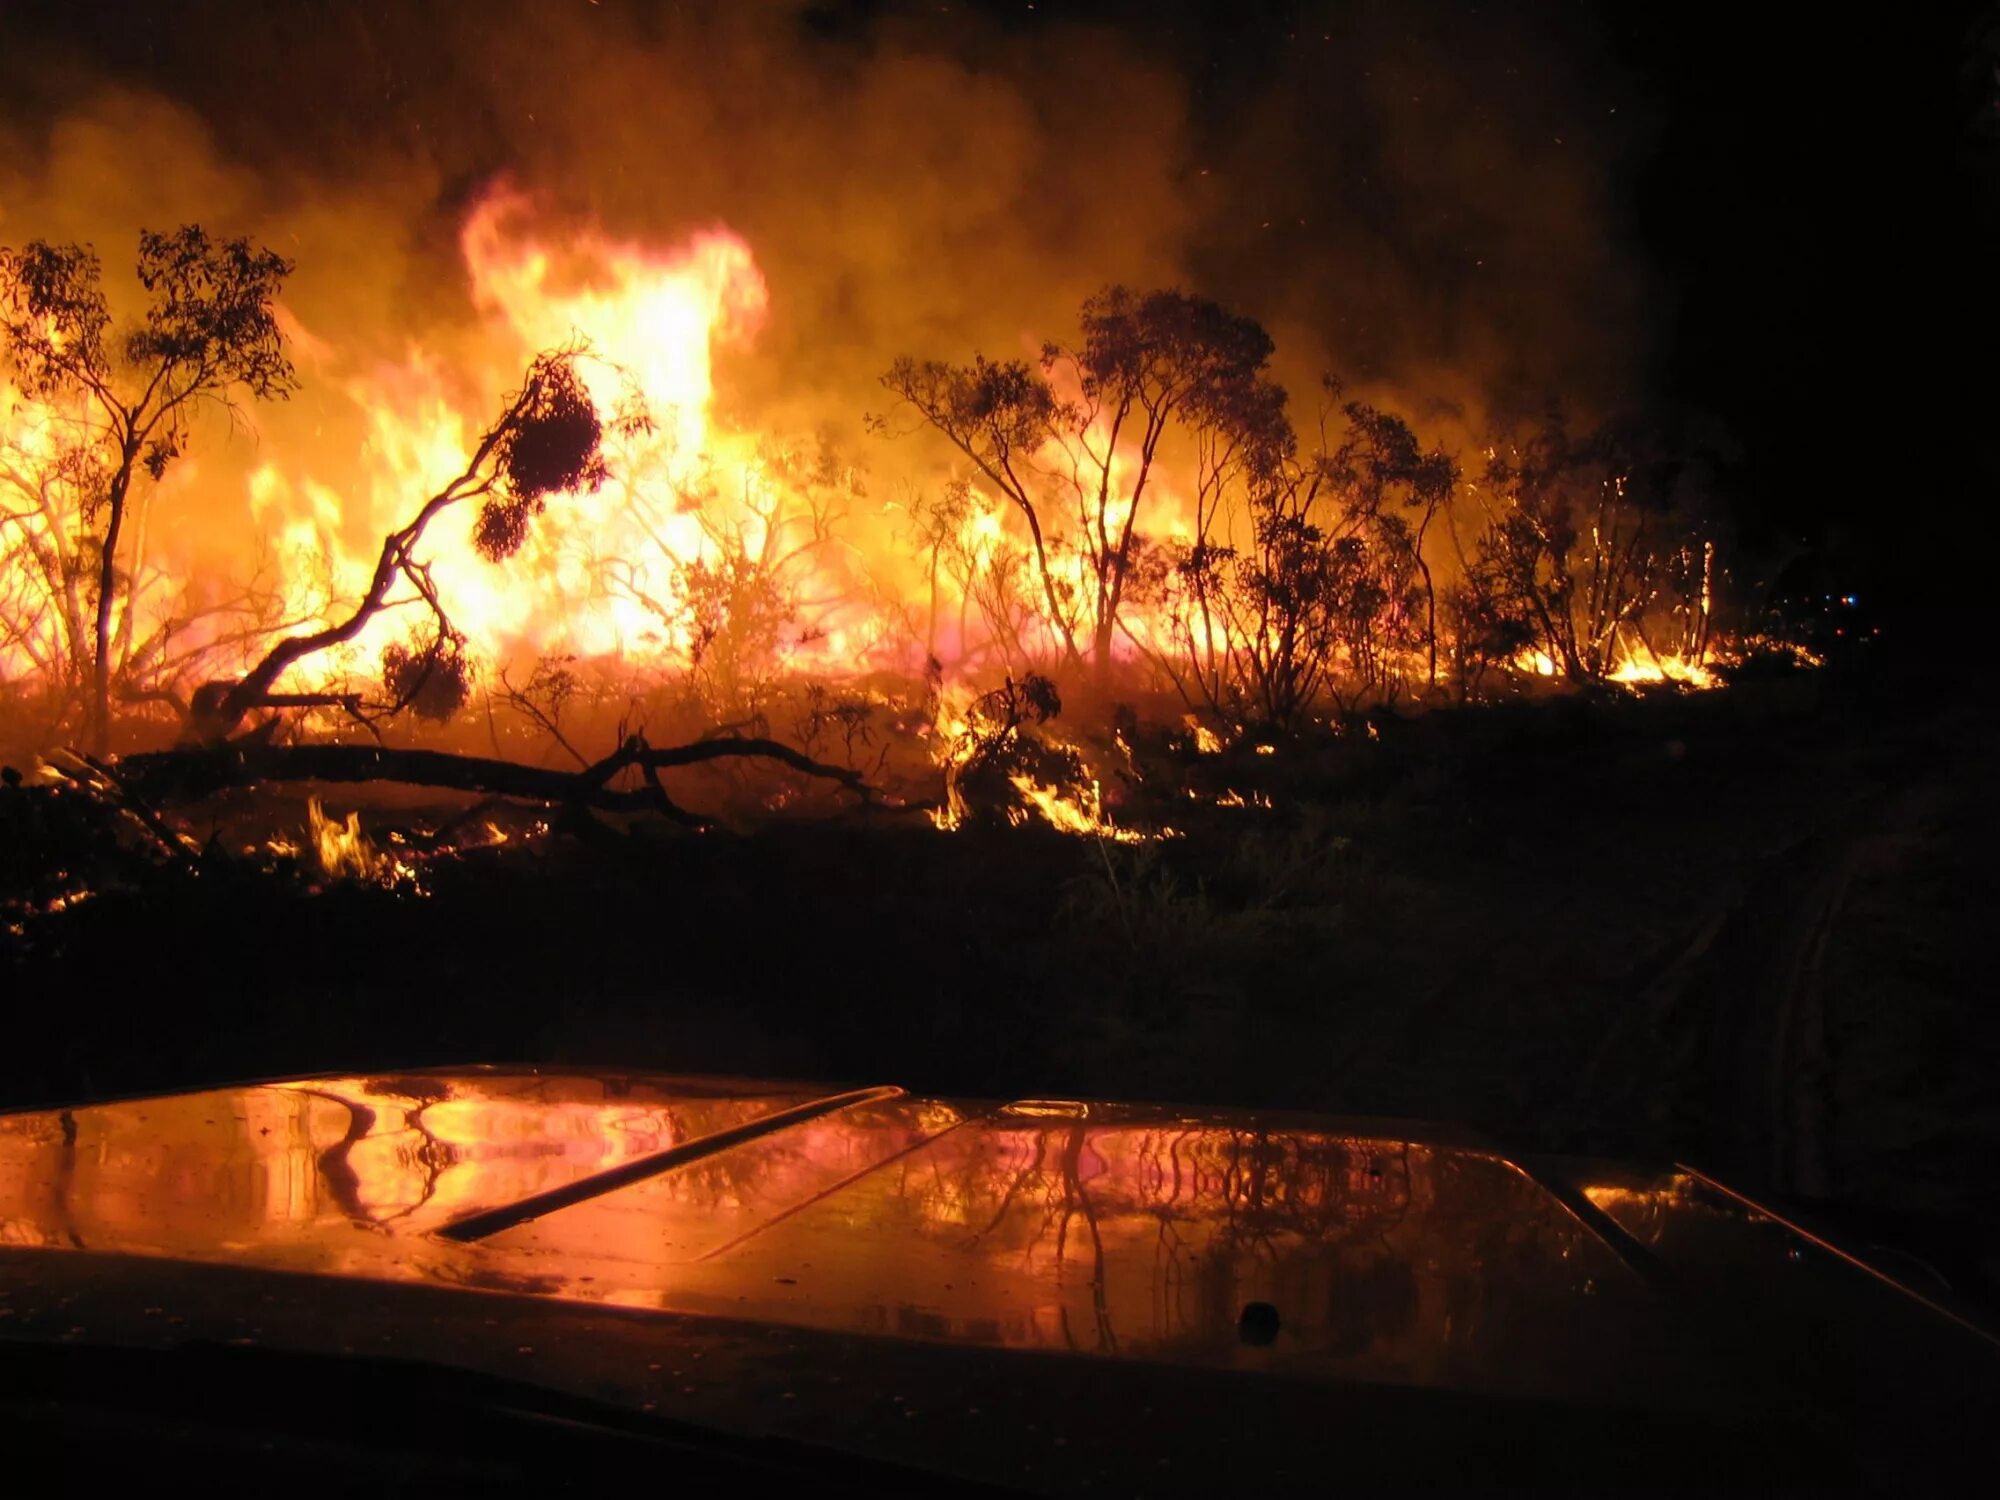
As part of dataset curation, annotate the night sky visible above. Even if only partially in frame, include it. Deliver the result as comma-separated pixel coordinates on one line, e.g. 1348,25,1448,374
952,1,2000,621
1602,4,1999,624
4,0,1994,626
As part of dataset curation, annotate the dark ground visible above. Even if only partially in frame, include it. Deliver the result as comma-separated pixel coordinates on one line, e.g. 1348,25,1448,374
3,647,1995,1303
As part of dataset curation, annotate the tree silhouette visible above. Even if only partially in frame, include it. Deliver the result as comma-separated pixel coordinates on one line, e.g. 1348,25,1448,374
186,348,619,744
886,286,1288,683
0,228,295,751
1477,415,1691,683
1154,393,1455,727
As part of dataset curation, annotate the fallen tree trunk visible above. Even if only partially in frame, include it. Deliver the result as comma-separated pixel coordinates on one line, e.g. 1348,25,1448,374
115,735,877,827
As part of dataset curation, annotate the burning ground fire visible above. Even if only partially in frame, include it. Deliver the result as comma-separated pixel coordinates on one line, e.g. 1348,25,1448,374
2,188,1812,844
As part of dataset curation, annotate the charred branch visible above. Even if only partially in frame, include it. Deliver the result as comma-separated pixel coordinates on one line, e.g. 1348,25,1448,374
181,349,614,746
39,748,196,868
113,733,880,829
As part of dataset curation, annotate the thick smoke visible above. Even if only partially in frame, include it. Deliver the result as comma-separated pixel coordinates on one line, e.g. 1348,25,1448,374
1,0,1649,405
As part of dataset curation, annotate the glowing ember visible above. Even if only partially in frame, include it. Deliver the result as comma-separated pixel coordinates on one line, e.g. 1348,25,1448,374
1187,718,1225,755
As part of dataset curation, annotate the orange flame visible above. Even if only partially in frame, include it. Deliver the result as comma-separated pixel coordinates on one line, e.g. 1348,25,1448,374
2,185,1780,760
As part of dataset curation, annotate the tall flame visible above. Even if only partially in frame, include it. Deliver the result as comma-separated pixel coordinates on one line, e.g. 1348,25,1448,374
249,188,788,687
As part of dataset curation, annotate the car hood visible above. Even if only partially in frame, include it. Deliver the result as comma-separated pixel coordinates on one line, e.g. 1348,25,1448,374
2,1067,1995,1488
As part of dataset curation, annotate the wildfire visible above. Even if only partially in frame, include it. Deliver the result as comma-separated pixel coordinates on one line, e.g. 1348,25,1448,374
1,184,1814,784
1211,789,1272,809
1512,646,1723,691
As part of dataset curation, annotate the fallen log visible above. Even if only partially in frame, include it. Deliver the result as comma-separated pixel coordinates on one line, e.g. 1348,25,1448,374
114,735,878,828
39,749,199,867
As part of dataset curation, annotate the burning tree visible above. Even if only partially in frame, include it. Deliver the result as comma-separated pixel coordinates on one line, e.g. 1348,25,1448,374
884,287,1288,683
1469,415,1710,684
91,342,881,836
0,228,297,751
184,347,618,744
1150,394,1455,729
1322,400,1459,695
0,418,306,735
901,476,1048,678
601,433,861,723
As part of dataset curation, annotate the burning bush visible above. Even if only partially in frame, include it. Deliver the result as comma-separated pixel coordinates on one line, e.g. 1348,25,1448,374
940,672,1098,830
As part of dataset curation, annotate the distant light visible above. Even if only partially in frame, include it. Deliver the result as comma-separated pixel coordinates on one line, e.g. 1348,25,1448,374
1842,594,1858,606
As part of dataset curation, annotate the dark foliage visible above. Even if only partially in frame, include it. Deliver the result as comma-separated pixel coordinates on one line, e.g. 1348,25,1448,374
382,637,473,723
475,353,608,562
0,226,295,750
